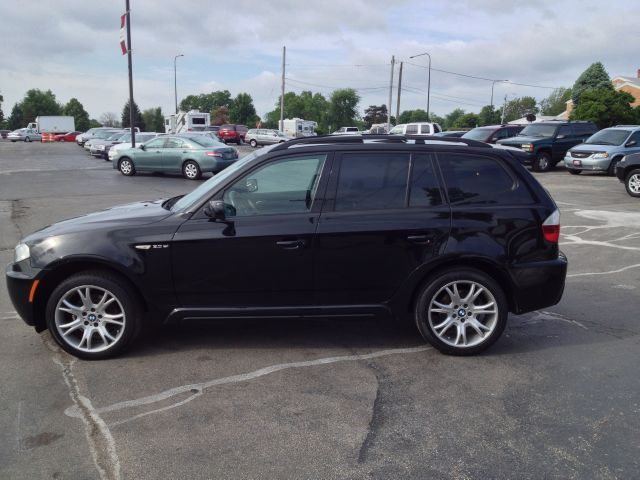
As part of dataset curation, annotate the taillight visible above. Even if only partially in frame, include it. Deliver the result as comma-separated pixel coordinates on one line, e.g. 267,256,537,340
542,209,560,243
206,151,222,157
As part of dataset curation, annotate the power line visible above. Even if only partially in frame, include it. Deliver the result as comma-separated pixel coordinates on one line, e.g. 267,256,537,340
285,77,388,91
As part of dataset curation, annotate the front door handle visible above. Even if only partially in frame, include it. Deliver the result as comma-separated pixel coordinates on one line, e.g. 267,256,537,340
407,234,431,245
276,239,306,250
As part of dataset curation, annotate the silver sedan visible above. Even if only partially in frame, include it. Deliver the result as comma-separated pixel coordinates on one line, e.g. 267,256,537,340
8,128,42,142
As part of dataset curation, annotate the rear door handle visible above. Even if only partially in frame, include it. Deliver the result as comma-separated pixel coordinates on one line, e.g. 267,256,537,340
276,239,306,250
407,234,431,244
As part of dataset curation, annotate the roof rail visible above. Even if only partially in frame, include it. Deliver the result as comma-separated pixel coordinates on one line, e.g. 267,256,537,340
271,134,491,151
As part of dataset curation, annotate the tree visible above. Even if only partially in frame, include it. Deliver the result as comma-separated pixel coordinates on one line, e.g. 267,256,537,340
572,62,613,106
179,90,233,114
363,105,389,127
7,103,24,130
397,108,429,124
327,88,360,131
100,112,120,127
502,96,538,123
452,112,480,129
570,89,636,128
263,90,330,132
539,88,572,116
211,105,230,126
229,93,258,126
121,100,145,131
88,118,102,128
142,107,164,132
443,108,466,130
10,89,62,127
63,98,90,131
0,92,4,128
477,105,501,126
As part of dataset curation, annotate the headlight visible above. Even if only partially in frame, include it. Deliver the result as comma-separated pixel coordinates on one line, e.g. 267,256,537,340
14,243,30,263
521,143,534,152
98,145,105,150
592,152,609,159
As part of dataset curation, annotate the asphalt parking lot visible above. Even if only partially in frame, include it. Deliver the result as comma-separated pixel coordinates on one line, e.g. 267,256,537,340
1,141,639,480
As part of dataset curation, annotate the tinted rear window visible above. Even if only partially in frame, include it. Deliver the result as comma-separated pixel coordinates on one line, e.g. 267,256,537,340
220,125,235,130
438,153,533,205
410,154,443,207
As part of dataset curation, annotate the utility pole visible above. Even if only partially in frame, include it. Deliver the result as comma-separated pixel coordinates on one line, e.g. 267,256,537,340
387,55,395,132
174,54,184,115
125,0,135,147
280,46,286,132
501,94,508,124
409,51,431,121
396,61,403,121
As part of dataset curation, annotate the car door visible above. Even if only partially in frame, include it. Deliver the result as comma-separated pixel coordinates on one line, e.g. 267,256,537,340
170,153,330,308
552,125,576,160
135,137,167,171
313,151,450,305
162,137,186,173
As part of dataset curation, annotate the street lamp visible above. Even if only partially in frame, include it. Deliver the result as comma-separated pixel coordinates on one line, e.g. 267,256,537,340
490,79,509,110
409,51,431,121
174,54,184,114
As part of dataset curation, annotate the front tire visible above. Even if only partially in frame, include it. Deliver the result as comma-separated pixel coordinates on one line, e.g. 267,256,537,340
608,157,621,176
118,157,135,176
60,139,66,143
182,160,201,180
625,169,640,198
532,151,552,172
415,269,508,355
45,272,142,359
25,136,31,143
567,169,581,175
249,139,258,148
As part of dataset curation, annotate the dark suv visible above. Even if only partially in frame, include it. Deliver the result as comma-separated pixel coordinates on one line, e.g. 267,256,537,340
462,124,524,144
498,121,598,172
6,135,567,359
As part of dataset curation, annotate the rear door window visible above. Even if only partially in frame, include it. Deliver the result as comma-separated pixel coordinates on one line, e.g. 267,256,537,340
406,125,419,135
335,153,409,211
409,154,443,207
438,153,533,205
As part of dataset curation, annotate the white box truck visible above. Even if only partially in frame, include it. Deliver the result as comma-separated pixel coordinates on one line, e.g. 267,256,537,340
280,118,317,138
164,110,211,134
27,116,75,134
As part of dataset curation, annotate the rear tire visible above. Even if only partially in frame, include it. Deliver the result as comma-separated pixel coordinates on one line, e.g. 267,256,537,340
567,169,581,175
182,160,201,180
532,151,552,172
25,137,31,143
45,271,142,360
249,139,258,148
118,157,135,176
625,169,640,198
415,269,508,355
60,139,66,143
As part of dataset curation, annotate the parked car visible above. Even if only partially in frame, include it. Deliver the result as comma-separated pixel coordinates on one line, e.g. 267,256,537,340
462,125,524,144
389,122,442,136
0,129,11,139
615,152,640,197
497,121,598,172
84,130,125,151
245,129,292,147
8,128,42,142
7,134,567,359
204,126,221,135
89,132,128,156
113,134,238,179
433,131,467,138
332,127,360,135
54,131,82,142
76,127,116,146
563,126,640,175
104,132,159,161
217,124,248,144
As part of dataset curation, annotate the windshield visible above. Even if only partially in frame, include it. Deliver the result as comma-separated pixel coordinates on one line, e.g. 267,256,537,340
462,128,493,141
389,125,404,134
94,130,120,139
186,135,226,147
108,132,125,140
519,124,557,138
584,129,630,146
171,146,276,212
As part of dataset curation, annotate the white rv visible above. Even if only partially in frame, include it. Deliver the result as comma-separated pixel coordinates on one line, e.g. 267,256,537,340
164,110,211,134
280,118,317,138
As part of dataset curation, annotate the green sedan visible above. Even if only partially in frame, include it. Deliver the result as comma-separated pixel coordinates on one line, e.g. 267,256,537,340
113,135,239,180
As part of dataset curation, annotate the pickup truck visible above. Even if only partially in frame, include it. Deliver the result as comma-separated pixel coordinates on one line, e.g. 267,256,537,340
332,127,360,135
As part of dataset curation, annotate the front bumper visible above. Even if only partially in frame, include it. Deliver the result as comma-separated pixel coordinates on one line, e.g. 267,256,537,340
563,155,610,171
5,262,44,328
509,252,568,314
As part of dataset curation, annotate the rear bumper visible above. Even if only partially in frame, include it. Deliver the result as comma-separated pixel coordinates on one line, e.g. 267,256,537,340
5,262,43,328
509,252,568,314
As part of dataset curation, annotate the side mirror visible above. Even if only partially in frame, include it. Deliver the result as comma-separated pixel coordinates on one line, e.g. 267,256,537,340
139,144,146,150
556,134,566,139
204,200,235,222
626,140,637,147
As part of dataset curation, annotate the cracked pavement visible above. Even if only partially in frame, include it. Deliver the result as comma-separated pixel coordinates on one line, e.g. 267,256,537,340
0,141,639,479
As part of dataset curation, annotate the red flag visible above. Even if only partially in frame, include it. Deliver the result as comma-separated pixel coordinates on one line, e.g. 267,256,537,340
119,14,127,55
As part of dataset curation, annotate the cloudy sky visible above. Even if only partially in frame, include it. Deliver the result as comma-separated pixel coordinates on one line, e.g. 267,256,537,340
1,0,638,123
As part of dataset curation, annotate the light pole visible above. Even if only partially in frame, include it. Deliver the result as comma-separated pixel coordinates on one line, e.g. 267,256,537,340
174,54,184,114
490,79,509,110
409,51,431,120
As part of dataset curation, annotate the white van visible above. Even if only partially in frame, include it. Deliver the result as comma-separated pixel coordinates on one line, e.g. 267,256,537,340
389,122,442,136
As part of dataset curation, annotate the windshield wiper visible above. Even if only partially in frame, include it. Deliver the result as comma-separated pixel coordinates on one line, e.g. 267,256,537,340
162,195,184,210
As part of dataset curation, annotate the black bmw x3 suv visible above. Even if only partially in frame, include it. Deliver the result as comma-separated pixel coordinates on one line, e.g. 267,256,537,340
6,135,567,359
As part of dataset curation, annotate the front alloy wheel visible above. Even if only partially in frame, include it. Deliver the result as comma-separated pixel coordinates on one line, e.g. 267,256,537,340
415,269,507,355
625,169,640,197
532,151,552,172
119,158,135,176
46,272,141,359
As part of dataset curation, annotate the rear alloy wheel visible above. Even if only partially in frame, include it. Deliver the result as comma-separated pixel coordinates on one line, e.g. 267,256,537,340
567,169,581,175
183,160,201,180
415,269,507,355
45,272,141,359
625,169,640,198
25,136,31,143
532,151,552,172
118,157,135,176
250,139,258,148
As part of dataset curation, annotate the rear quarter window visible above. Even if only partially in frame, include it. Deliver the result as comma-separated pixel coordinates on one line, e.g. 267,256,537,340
438,153,533,205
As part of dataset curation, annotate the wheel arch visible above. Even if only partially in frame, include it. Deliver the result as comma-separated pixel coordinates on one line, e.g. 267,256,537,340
32,258,149,332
